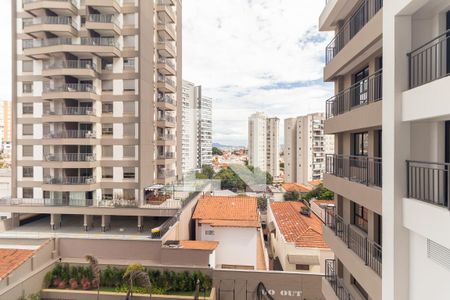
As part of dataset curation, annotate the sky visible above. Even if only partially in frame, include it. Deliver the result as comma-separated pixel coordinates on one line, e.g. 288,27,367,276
0,0,332,147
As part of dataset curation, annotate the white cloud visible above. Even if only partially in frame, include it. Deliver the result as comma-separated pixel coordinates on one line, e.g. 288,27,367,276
183,0,333,146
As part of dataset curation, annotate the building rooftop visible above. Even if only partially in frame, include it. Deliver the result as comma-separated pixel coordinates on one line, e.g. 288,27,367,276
193,196,259,228
270,201,329,249
307,180,322,187
179,240,219,251
282,183,312,193
0,248,34,279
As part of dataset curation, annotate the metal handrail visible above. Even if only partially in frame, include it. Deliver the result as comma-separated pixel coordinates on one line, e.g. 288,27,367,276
44,130,96,139
43,83,96,93
158,76,176,87
157,58,176,69
23,16,78,28
326,154,382,187
44,106,95,115
157,152,175,159
158,134,175,141
44,176,96,185
157,115,175,123
157,94,175,105
23,37,120,49
44,153,96,162
43,60,96,70
87,14,119,27
23,0,78,7
157,169,176,178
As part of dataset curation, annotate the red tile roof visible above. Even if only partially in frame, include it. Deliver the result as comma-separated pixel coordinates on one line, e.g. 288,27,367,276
270,201,329,249
308,180,322,187
179,240,219,251
282,183,312,193
0,249,34,279
193,196,259,228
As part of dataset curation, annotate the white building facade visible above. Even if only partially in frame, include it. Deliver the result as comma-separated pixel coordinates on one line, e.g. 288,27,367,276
284,113,334,183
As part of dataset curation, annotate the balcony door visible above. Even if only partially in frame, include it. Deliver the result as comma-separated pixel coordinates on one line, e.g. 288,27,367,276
352,66,369,107
445,121,450,205
446,11,450,74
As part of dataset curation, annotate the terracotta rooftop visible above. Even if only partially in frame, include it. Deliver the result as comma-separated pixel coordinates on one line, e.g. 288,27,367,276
312,199,335,206
308,180,323,187
282,183,312,193
0,248,35,279
179,240,219,251
193,196,259,228
270,201,329,249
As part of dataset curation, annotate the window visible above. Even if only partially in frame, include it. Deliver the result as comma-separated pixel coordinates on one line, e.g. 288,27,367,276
22,124,33,136
102,102,113,113
22,39,33,49
102,58,113,70
22,103,33,115
123,123,135,137
22,82,33,94
23,188,33,199
123,80,135,92
22,145,33,157
123,145,135,158
352,132,368,156
102,167,113,179
123,36,135,48
102,189,113,200
352,202,368,233
23,167,33,178
22,18,32,28
80,16,86,27
351,276,369,300
352,66,369,106
205,229,215,235
102,124,113,136
123,58,135,70
102,80,113,92
123,167,135,179
123,102,135,115
22,61,33,72
102,146,113,157
123,189,135,200
295,264,310,271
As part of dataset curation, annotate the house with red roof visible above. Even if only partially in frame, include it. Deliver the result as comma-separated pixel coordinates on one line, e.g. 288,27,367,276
267,201,334,273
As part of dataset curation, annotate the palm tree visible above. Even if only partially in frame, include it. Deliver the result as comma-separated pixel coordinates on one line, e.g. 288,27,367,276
123,263,152,300
85,255,101,300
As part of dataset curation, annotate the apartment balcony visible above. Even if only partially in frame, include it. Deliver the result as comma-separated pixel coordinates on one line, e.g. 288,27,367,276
156,41,176,58
157,20,176,41
403,30,450,121
156,1,176,23
156,152,176,164
324,0,382,81
84,0,120,14
325,70,382,134
322,259,357,300
157,58,176,75
85,14,121,35
45,176,95,185
157,76,176,93
23,37,121,59
157,133,176,146
43,60,97,78
157,94,176,110
157,115,176,128
43,176,98,192
43,106,98,122
156,169,176,184
43,152,98,168
0,198,94,207
43,130,97,146
42,83,99,101
23,16,78,38
23,0,78,17
325,154,382,214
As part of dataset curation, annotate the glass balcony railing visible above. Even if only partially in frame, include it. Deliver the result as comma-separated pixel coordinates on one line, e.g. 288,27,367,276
44,153,96,162
44,130,96,139
44,176,96,185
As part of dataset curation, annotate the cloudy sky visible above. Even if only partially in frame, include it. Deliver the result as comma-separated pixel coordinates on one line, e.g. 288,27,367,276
0,0,332,146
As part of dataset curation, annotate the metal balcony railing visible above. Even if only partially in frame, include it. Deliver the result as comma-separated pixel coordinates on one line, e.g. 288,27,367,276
23,37,120,49
43,83,96,93
406,160,450,209
156,0,175,6
44,106,95,116
325,259,356,300
157,58,176,70
326,70,382,119
0,198,94,207
157,152,175,159
44,153,96,162
408,29,450,89
326,154,382,187
157,41,176,53
157,115,175,123
157,94,175,105
325,0,383,64
157,169,176,179
44,176,96,185
325,210,382,276
157,133,175,141
43,60,96,70
157,76,176,87
87,14,119,26
23,16,78,28
44,130,96,139
23,0,78,7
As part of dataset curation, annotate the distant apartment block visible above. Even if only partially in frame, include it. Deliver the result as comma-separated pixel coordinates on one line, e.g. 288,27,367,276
248,112,280,177
181,80,212,175
0,101,12,153
284,113,334,183
11,0,182,229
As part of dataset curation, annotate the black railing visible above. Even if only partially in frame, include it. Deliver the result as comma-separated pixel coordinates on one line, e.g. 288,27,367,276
325,0,383,64
326,70,382,119
407,160,450,209
408,29,450,89
151,214,178,239
325,210,382,276
0,198,93,207
326,154,382,187
325,259,356,300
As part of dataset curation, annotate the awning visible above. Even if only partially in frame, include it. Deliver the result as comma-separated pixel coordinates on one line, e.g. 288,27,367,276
144,184,165,191
287,254,320,265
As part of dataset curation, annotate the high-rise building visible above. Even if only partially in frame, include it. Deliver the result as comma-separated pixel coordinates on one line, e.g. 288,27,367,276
0,101,12,152
12,0,182,209
319,0,383,300
248,112,279,177
181,80,212,175
284,113,334,183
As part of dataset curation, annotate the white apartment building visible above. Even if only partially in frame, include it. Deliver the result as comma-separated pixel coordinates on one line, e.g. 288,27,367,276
181,80,212,175
248,112,280,177
284,113,334,183
9,0,182,230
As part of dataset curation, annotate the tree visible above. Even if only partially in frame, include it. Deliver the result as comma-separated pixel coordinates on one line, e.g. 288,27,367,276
301,184,334,201
212,147,223,155
284,191,300,201
123,263,152,300
257,196,268,211
85,255,100,300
